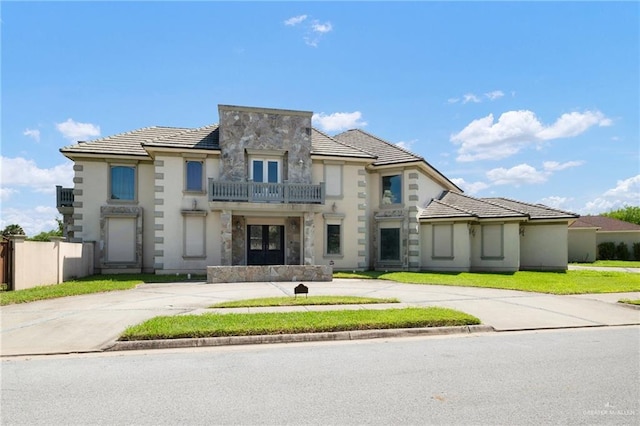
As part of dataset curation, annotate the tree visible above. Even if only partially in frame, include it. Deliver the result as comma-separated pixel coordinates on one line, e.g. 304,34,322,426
27,218,64,242
2,224,25,238
601,206,640,226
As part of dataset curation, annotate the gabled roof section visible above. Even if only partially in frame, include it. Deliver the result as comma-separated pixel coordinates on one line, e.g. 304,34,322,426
569,215,640,231
311,128,375,159
420,192,577,222
333,129,422,165
60,126,189,157
142,124,220,150
333,129,461,191
484,197,579,220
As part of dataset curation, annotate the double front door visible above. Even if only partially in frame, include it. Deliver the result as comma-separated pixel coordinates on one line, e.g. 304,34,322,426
247,225,284,265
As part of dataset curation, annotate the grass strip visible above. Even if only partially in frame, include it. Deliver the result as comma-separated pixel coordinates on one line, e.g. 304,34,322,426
0,274,205,305
572,260,640,268
618,299,640,305
333,270,640,295
120,307,480,340
211,296,399,308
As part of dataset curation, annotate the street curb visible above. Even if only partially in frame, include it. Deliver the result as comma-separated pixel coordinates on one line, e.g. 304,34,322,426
104,325,495,352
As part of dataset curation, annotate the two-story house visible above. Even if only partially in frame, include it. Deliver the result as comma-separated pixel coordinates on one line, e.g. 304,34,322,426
57,104,577,276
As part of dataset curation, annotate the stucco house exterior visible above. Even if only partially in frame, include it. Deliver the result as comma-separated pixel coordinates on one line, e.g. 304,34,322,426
568,215,640,262
56,104,577,275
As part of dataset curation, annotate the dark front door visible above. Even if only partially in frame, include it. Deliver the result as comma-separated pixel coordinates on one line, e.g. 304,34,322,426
247,225,285,265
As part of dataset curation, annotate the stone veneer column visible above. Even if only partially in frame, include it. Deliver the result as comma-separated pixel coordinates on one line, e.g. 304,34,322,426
303,211,315,265
356,168,368,269
220,210,233,265
153,160,166,271
407,172,421,270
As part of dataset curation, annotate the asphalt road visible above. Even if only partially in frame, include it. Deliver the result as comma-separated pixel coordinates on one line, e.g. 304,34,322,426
2,326,638,425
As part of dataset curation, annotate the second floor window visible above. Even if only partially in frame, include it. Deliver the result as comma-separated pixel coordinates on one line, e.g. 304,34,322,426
110,165,135,200
382,174,402,205
186,160,203,192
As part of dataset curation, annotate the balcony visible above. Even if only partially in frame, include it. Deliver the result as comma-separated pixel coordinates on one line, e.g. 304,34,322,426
56,186,74,207
209,180,325,204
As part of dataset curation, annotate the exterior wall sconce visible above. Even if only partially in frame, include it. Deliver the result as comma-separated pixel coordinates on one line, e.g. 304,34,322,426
519,226,525,237
236,221,241,231
468,226,476,237
192,198,197,210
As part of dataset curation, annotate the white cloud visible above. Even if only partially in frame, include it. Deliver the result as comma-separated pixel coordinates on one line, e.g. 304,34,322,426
450,178,489,194
542,160,584,172
284,15,307,26
484,90,504,101
451,109,611,162
311,21,332,33
0,206,60,237
1,156,74,193
55,118,100,141
0,187,19,201
396,139,417,151
486,163,548,186
462,93,481,104
539,196,573,210
447,98,459,104
312,111,367,132
23,128,41,142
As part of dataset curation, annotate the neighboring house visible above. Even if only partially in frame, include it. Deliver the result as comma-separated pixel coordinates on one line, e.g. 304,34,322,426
568,215,640,262
56,104,577,275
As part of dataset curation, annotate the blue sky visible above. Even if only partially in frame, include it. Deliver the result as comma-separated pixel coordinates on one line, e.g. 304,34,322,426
2,1,638,236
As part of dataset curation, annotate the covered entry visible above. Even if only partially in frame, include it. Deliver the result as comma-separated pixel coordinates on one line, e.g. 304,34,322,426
247,225,284,265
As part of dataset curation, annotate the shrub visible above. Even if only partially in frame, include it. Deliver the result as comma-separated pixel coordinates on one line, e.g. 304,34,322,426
633,243,640,261
616,242,630,260
597,242,616,260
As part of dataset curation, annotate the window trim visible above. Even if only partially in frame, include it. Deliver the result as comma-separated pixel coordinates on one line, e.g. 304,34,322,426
249,157,282,183
324,162,344,199
323,213,344,258
381,173,403,207
432,223,454,260
108,162,138,203
481,223,505,260
379,226,402,263
184,159,205,194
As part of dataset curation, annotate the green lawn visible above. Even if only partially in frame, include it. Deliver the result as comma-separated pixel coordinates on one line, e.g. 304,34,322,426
619,299,640,306
0,274,205,306
572,260,640,268
120,307,481,340
211,296,399,308
333,270,640,295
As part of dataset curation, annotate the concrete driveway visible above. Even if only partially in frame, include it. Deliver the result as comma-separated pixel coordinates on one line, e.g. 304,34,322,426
1,279,639,356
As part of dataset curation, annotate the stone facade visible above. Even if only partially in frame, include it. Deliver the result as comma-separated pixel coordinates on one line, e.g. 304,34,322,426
207,265,332,283
218,105,313,184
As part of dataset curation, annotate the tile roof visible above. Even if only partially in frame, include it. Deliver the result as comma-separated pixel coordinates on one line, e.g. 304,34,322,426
142,125,220,150
569,215,640,231
420,191,578,221
311,128,375,159
60,126,190,157
333,129,423,165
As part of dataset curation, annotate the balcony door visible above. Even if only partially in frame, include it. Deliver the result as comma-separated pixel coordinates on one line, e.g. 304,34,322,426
247,225,285,265
251,158,282,201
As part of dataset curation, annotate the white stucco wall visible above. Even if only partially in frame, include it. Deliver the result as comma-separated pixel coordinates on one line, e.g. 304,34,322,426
420,222,471,271
470,222,520,272
568,228,597,263
520,223,568,270
155,155,221,274
138,162,155,272
75,160,107,243
416,170,449,208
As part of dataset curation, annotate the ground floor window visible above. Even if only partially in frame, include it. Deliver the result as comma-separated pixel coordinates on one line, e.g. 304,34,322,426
481,224,504,259
432,224,454,259
327,224,341,255
380,228,401,261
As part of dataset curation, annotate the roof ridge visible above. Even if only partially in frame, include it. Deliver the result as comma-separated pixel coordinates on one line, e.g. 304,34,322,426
488,196,578,217
312,127,376,158
434,198,478,217
140,124,217,144
447,191,527,216
72,125,160,145
344,128,424,160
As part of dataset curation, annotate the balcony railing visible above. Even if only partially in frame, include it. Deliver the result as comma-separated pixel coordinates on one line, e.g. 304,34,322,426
56,186,74,208
209,180,325,204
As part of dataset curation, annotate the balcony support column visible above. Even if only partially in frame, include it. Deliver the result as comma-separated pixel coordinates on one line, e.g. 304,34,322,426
303,211,315,265
220,210,233,266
